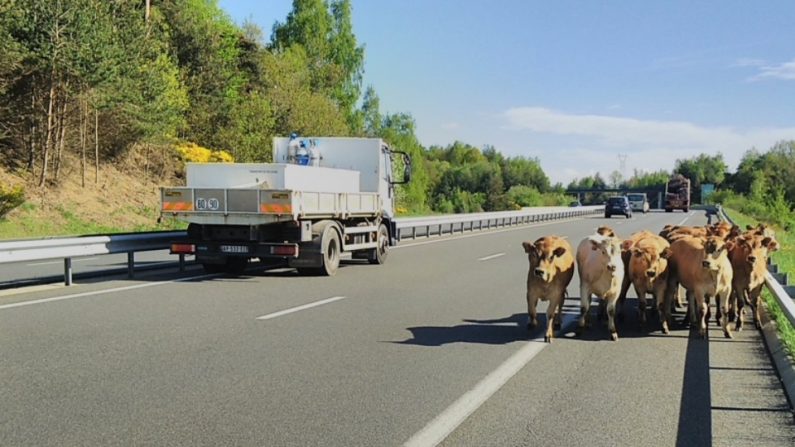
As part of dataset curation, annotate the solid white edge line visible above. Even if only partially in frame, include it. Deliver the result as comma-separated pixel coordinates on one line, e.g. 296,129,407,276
403,313,577,447
256,296,346,321
477,253,506,262
0,273,218,311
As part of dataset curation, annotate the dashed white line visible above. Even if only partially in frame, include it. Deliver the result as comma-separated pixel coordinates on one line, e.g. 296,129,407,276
404,312,578,447
676,211,695,226
256,296,346,321
477,253,505,262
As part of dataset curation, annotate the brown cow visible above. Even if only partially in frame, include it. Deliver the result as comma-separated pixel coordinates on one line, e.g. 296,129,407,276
576,233,625,340
523,236,575,342
618,232,672,332
665,235,733,338
728,234,779,330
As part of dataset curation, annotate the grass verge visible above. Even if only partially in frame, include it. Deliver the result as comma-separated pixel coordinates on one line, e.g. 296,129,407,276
725,208,795,357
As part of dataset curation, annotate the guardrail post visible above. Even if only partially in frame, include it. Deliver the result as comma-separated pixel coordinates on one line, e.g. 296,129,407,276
127,252,135,278
179,254,186,272
64,258,72,286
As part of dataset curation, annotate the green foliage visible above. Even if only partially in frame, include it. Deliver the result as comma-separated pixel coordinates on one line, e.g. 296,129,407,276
0,183,25,218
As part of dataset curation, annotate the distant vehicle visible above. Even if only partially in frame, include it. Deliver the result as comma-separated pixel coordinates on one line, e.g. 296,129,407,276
626,193,649,213
665,174,691,212
605,196,632,219
569,200,582,207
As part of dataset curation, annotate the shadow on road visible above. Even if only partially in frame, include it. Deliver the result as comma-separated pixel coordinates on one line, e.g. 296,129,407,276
675,327,712,447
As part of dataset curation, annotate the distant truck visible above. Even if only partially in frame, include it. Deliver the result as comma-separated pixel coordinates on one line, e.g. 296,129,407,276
664,175,690,212
160,137,411,276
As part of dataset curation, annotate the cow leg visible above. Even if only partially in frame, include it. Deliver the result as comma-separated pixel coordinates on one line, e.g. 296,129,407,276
734,288,746,331
554,297,563,330
696,290,708,339
728,287,737,323
545,298,558,343
617,270,632,323
606,293,619,341
718,289,732,339
578,284,591,334
527,291,539,330
634,285,648,328
656,285,670,334
750,286,763,329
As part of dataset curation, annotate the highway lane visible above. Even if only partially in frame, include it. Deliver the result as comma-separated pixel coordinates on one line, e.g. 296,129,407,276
1,211,793,446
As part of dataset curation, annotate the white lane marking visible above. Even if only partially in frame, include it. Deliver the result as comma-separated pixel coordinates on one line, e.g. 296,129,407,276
478,253,505,262
27,257,99,266
676,211,695,226
404,313,577,447
0,273,218,311
256,296,346,321
394,219,579,250
0,284,63,298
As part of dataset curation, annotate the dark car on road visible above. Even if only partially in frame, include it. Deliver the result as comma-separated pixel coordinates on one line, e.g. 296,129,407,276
605,196,632,218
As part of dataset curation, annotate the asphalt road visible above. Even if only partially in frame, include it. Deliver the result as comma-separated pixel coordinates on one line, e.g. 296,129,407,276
1,211,793,446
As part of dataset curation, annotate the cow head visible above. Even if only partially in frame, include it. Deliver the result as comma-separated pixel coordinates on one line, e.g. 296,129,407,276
631,244,671,286
596,226,616,237
701,236,728,272
735,234,779,266
589,236,623,277
523,238,567,283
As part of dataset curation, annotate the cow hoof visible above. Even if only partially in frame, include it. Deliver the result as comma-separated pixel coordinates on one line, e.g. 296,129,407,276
544,335,552,343
610,332,618,341
724,331,733,339
754,320,762,330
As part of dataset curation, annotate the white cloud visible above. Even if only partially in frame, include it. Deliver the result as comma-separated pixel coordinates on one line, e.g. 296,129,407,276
732,58,766,67
750,58,795,81
501,107,795,184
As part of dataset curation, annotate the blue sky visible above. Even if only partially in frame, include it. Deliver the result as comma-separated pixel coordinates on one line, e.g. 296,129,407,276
219,0,795,185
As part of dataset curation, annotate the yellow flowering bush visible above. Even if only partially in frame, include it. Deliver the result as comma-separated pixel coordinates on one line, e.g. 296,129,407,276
0,183,25,218
176,142,234,163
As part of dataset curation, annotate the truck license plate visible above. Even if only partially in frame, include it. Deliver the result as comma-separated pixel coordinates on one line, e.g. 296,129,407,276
220,245,249,254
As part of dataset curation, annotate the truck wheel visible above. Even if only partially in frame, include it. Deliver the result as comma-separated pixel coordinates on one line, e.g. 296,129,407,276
683,207,689,212
319,226,341,276
368,224,389,265
665,208,672,213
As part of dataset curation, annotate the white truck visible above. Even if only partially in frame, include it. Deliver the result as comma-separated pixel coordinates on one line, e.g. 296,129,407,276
160,137,411,276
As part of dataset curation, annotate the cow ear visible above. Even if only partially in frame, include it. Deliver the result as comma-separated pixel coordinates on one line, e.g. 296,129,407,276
553,247,566,258
590,240,599,251
522,241,533,254
763,237,779,252
660,247,672,259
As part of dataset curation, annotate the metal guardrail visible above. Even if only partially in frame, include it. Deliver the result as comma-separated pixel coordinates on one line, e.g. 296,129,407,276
717,206,795,328
0,232,189,286
394,206,602,240
0,206,602,287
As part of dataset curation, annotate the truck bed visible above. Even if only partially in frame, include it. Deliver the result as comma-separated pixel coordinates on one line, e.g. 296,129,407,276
161,187,381,225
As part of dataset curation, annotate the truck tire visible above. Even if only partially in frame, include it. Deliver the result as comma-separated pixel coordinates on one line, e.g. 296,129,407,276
683,207,689,212
368,224,389,265
319,226,341,276
665,208,672,213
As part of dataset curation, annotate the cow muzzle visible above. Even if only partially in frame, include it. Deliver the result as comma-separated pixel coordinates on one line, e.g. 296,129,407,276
646,270,656,278
747,255,757,263
534,268,545,278
607,264,617,273
702,260,710,268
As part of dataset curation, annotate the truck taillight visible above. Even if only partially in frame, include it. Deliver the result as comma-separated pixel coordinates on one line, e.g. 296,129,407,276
171,243,195,254
271,245,297,256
